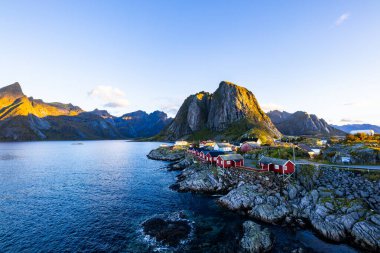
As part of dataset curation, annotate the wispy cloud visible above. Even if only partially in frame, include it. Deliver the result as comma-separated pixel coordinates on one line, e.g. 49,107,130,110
334,12,350,27
154,96,182,117
88,85,129,108
340,118,363,124
261,103,284,112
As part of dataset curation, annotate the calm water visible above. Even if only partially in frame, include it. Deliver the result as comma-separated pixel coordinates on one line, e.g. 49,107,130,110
0,141,359,252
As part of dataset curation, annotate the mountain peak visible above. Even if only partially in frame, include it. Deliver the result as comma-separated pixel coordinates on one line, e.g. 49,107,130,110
162,81,281,141
0,82,24,98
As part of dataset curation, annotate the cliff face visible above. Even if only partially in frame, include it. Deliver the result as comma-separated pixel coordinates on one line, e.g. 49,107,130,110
267,110,345,136
165,92,211,139
161,81,281,141
0,82,171,141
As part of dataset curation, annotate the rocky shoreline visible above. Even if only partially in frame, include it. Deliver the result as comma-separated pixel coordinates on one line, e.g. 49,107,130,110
147,148,380,252
146,147,186,162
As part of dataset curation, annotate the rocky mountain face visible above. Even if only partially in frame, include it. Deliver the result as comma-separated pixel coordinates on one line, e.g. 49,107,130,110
267,110,345,136
161,81,281,142
0,82,171,141
332,124,380,134
114,110,172,138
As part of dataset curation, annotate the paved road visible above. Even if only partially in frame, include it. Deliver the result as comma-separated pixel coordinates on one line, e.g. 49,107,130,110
295,159,380,171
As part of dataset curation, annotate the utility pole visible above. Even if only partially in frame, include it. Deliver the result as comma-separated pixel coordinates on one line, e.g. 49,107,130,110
293,144,296,163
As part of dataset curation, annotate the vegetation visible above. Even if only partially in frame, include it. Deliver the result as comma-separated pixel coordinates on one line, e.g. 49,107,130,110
245,146,309,160
345,133,380,144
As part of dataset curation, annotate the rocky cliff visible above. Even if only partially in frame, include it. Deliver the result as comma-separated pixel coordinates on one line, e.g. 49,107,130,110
267,110,345,136
0,82,171,141
160,81,281,142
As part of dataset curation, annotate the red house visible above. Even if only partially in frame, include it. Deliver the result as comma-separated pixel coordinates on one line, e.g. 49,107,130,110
205,151,225,163
194,148,206,157
199,150,210,160
240,141,261,153
216,154,244,168
258,156,295,174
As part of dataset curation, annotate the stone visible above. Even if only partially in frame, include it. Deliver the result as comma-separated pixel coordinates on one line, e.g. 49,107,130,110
334,189,344,197
287,184,298,200
351,220,380,251
142,215,192,247
240,221,274,253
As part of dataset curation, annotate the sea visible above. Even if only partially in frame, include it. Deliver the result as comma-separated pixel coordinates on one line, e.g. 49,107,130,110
0,141,359,252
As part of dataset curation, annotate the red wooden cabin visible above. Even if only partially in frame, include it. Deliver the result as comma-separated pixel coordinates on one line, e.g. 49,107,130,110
216,154,244,168
205,151,225,163
258,156,295,174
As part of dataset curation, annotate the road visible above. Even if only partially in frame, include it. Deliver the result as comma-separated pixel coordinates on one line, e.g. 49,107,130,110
295,159,380,171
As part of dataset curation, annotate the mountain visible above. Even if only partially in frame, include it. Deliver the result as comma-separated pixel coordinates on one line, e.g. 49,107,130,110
158,81,281,142
267,110,345,136
332,124,380,134
114,110,172,138
0,82,171,141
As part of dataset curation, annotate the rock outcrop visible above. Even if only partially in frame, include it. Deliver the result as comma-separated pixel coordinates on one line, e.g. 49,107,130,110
147,147,186,161
240,221,274,253
142,212,193,247
161,81,281,142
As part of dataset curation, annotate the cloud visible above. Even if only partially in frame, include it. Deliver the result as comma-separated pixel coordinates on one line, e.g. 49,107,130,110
340,118,363,124
88,85,129,108
160,105,179,117
154,96,183,117
261,103,284,112
334,12,350,27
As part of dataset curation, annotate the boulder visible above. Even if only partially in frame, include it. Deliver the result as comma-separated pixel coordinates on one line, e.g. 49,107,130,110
142,213,192,247
240,221,274,253
351,219,380,251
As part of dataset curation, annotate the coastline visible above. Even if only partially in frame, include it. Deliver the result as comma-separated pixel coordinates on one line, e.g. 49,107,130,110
147,147,380,252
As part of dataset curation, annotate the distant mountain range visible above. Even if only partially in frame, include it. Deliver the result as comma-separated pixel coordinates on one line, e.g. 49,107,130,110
157,81,281,142
0,82,172,141
332,124,380,134
2,81,372,142
267,110,345,137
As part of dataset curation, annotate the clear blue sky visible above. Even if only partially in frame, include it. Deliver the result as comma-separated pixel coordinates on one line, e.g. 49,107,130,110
0,0,379,125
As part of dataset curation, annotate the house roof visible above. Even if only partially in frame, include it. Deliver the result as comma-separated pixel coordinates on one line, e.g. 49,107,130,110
259,156,294,166
218,154,244,161
215,143,232,148
297,144,313,152
242,142,261,147
206,151,226,157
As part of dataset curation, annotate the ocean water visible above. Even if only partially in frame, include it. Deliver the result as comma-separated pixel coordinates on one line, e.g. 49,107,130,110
0,141,359,252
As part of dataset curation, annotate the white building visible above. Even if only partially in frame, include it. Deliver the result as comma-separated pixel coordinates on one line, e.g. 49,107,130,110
349,130,375,136
341,156,351,163
174,140,189,146
214,143,233,152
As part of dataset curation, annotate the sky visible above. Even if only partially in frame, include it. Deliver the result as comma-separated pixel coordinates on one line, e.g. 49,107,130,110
0,0,379,125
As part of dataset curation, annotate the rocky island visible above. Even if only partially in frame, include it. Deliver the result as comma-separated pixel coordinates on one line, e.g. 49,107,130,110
147,147,380,252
